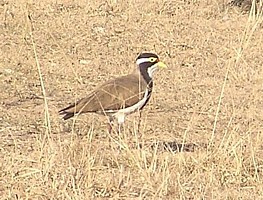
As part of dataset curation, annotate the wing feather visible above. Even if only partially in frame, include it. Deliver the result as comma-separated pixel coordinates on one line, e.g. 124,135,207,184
59,74,147,119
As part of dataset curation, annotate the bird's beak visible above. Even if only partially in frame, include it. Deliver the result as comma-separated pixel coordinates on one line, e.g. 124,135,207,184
157,61,167,69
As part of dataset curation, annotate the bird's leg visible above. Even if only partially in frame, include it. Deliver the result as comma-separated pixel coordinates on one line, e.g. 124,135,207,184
117,122,124,135
107,116,115,148
134,110,144,149
137,110,143,137
108,123,112,134
117,113,125,135
108,116,114,134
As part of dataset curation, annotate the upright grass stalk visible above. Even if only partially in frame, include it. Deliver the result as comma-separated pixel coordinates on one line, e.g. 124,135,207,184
27,12,51,138
209,1,262,149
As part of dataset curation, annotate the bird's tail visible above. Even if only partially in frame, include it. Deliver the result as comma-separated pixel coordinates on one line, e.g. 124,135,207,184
59,104,76,120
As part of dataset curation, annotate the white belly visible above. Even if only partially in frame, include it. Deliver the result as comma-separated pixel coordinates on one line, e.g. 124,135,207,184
111,88,149,124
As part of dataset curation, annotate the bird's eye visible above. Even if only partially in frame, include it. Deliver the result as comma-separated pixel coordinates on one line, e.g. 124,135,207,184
149,57,157,62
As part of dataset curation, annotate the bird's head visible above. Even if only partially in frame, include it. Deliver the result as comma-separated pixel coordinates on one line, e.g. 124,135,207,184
136,52,167,79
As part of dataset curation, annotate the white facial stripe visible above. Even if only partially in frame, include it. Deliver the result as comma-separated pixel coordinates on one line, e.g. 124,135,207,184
136,58,150,65
147,63,158,78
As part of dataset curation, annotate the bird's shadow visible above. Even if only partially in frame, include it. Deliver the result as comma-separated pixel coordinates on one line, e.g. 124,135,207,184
138,141,207,153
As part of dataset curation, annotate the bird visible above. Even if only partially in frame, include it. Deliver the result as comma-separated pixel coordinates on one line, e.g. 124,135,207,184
59,52,167,133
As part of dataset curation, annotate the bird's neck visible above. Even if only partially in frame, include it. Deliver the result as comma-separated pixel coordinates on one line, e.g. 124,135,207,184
137,66,153,86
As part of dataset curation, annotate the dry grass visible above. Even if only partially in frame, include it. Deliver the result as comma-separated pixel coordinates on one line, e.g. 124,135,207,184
1,0,263,199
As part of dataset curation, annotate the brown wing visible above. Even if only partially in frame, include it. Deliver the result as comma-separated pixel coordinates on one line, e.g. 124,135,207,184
59,74,147,120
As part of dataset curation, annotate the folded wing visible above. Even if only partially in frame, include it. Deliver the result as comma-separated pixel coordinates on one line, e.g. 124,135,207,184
59,74,147,120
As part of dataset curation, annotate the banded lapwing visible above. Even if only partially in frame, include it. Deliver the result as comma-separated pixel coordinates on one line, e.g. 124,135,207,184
59,52,167,132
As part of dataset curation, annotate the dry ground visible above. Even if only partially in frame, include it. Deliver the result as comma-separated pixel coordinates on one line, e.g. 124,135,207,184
1,0,263,199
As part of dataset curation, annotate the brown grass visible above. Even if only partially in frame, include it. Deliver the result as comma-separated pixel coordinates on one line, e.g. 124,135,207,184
1,0,263,199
